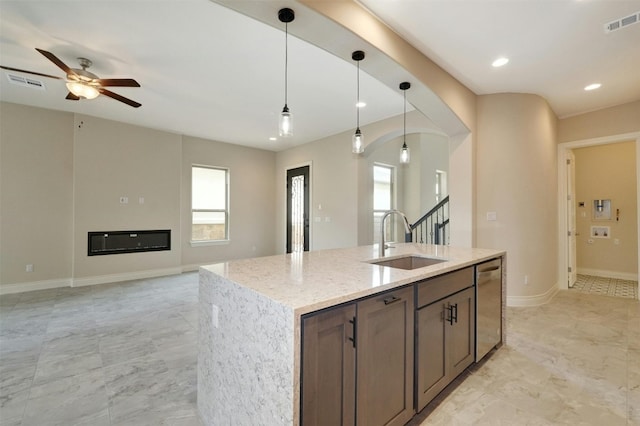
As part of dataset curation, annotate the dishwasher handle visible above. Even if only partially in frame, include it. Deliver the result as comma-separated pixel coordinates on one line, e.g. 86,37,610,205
478,265,500,273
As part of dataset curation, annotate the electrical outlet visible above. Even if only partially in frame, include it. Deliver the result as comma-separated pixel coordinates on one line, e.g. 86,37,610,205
119,196,128,204
524,275,529,285
26,264,34,272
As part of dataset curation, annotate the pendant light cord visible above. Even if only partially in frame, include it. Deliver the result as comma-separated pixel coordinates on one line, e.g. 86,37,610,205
284,22,288,106
403,88,406,143
356,60,360,128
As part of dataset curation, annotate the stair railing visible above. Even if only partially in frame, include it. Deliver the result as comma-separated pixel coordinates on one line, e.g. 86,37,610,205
404,195,450,245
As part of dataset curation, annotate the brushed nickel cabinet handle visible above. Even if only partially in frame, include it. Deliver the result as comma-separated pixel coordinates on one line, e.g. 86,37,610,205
383,295,401,305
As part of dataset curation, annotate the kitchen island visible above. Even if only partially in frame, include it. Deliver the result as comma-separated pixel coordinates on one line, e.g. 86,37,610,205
197,243,506,425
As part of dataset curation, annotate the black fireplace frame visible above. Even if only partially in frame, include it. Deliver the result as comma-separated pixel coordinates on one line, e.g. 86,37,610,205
88,230,171,256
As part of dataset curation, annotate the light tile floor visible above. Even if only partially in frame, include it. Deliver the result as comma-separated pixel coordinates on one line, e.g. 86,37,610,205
1,273,638,425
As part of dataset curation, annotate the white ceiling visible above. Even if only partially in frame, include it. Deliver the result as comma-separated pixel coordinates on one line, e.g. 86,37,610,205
359,0,640,119
1,0,639,153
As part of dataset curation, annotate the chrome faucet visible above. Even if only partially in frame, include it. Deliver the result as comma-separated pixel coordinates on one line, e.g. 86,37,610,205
380,210,412,257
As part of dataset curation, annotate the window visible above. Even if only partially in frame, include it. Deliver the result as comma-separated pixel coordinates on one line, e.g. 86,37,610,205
192,166,229,242
435,170,447,203
373,164,395,243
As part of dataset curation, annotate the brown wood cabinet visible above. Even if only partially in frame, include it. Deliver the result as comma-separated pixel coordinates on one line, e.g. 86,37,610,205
301,285,414,426
415,268,475,412
356,285,414,426
301,303,356,426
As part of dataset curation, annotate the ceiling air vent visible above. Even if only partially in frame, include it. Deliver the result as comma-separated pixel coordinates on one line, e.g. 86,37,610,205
6,73,46,90
604,11,640,33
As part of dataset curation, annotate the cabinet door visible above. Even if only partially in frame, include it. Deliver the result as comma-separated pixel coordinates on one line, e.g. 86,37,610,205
301,303,356,426
415,301,447,411
416,286,476,412
356,286,414,426
448,287,475,378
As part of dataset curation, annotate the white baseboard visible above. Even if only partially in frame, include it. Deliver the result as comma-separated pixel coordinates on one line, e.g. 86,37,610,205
72,267,183,287
0,278,72,295
507,282,560,307
181,263,202,273
577,268,638,281
0,267,186,295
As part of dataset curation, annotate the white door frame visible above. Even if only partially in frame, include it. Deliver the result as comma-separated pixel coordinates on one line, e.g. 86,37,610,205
566,149,577,287
557,131,640,300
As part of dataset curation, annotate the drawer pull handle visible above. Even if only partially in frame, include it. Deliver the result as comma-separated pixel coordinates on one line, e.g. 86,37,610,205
479,265,500,273
446,303,458,325
348,317,356,348
383,295,401,305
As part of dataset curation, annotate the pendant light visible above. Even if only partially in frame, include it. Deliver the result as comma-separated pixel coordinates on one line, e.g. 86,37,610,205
352,50,365,154
399,82,411,164
278,8,295,137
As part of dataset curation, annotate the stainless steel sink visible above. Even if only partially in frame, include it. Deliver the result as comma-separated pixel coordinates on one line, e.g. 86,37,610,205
369,255,447,270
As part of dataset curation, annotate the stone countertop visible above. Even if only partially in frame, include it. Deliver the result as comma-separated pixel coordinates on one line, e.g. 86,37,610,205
201,243,505,316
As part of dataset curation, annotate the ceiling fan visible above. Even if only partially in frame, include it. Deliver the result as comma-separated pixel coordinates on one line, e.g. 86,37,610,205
0,48,141,108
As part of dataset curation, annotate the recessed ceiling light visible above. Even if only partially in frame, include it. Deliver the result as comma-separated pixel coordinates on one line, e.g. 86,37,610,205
492,57,509,67
356,101,367,108
269,137,277,141
584,83,601,91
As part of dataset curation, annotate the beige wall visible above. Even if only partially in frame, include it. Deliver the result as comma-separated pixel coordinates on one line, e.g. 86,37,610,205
181,135,276,267
558,100,640,142
72,115,182,282
1,103,74,287
0,102,278,292
476,94,558,303
574,141,638,275
276,126,359,252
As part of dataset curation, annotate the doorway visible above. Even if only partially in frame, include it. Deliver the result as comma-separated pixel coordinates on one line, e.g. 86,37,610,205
286,165,310,253
558,132,640,300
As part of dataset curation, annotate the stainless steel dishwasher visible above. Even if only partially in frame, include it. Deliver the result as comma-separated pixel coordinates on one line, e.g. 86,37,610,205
475,258,502,361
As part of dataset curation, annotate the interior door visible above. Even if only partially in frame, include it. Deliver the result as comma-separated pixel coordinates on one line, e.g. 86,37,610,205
567,150,577,287
287,166,310,253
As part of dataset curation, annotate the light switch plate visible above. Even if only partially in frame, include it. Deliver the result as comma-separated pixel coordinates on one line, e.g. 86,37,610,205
486,211,497,221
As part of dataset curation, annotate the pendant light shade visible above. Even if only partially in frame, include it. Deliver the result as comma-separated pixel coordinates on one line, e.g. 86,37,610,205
278,8,295,137
399,82,411,164
280,105,292,137
352,50,365,154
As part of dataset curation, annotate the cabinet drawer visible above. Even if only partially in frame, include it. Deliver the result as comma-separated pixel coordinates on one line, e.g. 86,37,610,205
416,267,474,308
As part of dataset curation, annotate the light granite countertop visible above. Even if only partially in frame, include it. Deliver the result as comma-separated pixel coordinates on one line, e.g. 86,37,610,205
201,243,505,316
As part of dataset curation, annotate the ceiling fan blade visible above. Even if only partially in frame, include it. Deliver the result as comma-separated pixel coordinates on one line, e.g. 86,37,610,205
35,48,75,76
65,92,80,101
0,65,62,80
96,78,140,87
99,88,141,108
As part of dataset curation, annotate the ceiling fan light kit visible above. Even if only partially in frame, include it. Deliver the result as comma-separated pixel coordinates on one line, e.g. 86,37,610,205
64,57,99,99
0,48,141,107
